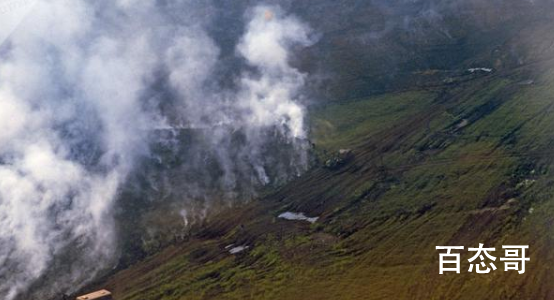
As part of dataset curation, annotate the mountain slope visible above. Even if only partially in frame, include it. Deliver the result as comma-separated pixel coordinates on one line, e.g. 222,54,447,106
80,45,554,299
74,2,554,300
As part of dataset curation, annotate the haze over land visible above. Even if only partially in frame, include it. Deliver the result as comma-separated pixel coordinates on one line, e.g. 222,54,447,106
2,0,554,299
0,1,313,298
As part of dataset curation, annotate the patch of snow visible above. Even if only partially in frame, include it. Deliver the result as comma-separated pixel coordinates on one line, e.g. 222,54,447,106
278,212,319,223
229,245,249,254
468,67,493,73
339,149,352,155
456,119,469,129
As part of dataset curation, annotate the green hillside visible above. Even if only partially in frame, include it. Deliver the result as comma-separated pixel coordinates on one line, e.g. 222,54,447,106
81,42,554,300
75,2,554,300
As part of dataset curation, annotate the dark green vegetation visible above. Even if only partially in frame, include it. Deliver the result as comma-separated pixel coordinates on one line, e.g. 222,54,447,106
82,1,554,299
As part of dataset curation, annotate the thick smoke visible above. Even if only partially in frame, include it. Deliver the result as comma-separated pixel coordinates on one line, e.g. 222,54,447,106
0,1,313,299
139,4,315,225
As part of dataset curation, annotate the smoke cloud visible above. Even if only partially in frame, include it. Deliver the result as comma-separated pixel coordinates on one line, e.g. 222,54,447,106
0,1,313,299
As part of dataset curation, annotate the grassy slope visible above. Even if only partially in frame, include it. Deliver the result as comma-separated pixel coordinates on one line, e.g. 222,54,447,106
79,10,554,300
85,55,554,299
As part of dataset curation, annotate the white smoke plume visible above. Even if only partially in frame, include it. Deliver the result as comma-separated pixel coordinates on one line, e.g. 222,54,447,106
160,5,313,191
237,6,311,139
0,1,313,299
